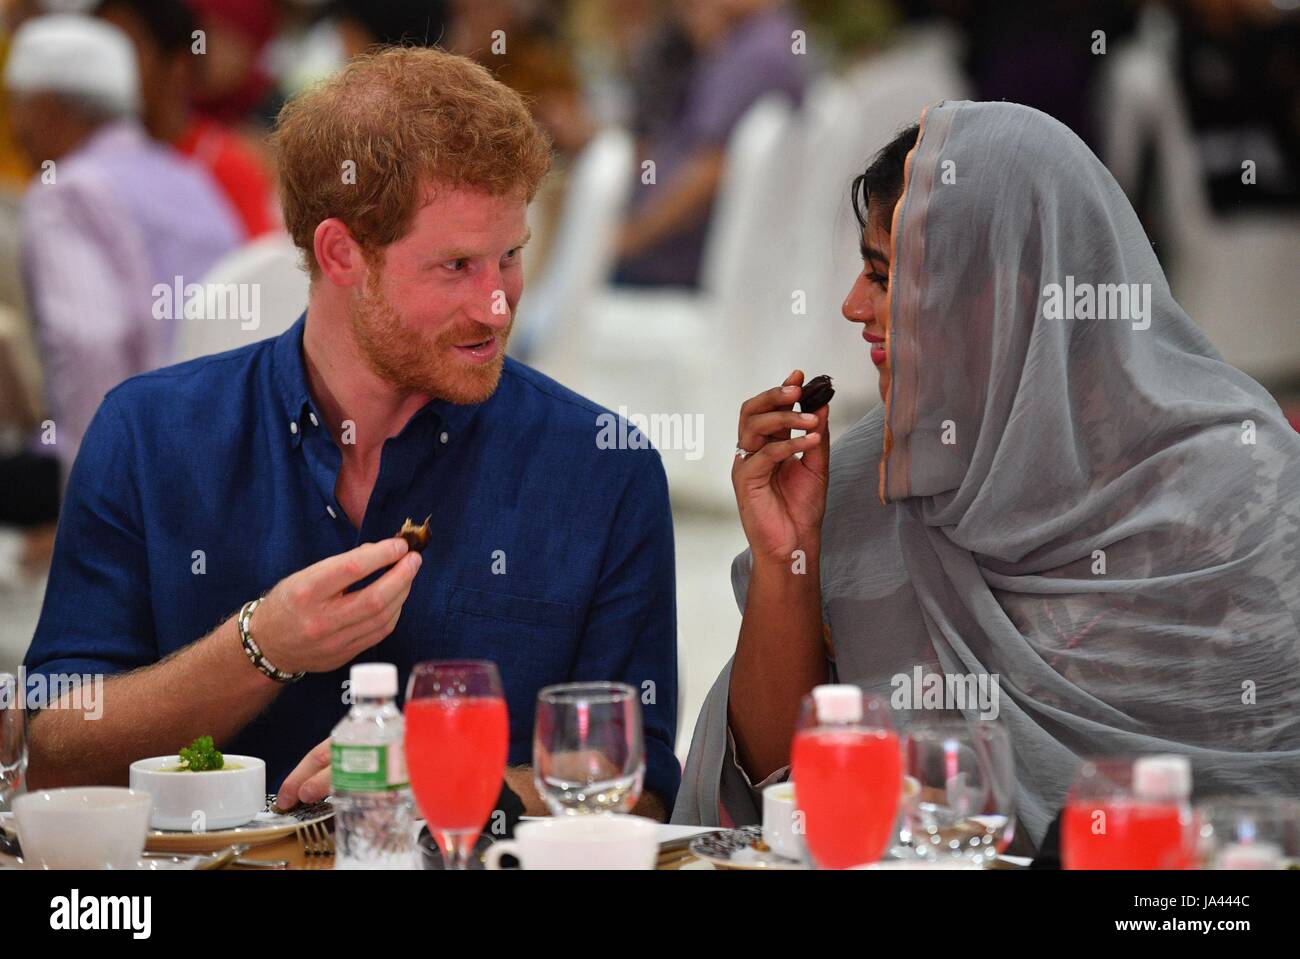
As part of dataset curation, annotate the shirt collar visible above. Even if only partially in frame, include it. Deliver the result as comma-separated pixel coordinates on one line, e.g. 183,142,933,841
271,311,487,447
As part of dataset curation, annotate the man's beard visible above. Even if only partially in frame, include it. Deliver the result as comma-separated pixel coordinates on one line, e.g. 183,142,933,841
349,272,511,405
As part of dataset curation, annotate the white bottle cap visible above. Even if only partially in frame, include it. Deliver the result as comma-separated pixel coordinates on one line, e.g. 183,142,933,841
351,663,397,699
1133,754,1192,801
811,684,863,724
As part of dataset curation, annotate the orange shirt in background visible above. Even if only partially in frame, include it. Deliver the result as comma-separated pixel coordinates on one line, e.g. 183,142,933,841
175,115,277,239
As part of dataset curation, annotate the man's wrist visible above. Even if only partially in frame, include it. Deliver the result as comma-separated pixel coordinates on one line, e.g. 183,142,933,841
237,598,305,684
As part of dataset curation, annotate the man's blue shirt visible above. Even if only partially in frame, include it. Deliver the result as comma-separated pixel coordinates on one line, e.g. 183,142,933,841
25,315,680,804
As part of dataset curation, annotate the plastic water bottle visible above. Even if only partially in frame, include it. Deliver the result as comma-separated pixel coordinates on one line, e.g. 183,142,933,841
332,663,416,869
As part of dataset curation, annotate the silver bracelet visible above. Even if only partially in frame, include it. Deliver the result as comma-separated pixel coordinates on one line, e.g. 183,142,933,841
238,597,305,684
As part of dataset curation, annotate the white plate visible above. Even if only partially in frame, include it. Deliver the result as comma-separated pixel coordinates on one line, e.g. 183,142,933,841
144,796,333,853
1,853,201,870
688,825,809,870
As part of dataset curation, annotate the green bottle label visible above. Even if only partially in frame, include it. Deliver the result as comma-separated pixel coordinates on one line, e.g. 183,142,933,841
331,743,409,792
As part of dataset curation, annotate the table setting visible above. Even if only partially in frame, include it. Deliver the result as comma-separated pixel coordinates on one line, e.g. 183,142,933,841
1,666,1296,872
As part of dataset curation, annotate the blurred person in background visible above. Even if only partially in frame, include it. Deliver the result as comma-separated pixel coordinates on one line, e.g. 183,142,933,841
2,14,239,514
0,4,33,188
188,0,277,127
334,0,449,53
98,0,279,239
614,0,696,148
614,0,808,288
1171,0,1299,214
950,0,1136,153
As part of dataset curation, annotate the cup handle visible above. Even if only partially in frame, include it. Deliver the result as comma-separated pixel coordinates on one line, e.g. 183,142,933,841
484,840,521,870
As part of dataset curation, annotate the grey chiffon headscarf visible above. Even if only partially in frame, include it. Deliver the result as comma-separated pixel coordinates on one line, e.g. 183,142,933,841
673,100,1300,850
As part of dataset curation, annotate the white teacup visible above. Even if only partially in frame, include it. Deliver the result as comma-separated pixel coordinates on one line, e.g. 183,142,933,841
763,781,807,862
13,787,152,869
484,814,658,870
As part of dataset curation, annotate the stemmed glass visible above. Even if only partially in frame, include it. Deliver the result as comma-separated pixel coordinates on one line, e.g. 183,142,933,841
790,685,902,869
896,717,1016,865
1196,796,1300,869
404,661,509,870
1062,757,1196,869
533,682,644,815
1,672,26,811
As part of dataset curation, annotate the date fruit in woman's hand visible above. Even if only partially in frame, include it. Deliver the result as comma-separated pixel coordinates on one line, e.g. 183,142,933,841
798,375,835,413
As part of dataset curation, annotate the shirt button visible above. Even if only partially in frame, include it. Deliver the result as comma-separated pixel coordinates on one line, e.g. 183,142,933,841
326,505,338,519
308,412,319,427
289,421,299,435
439,431,449,444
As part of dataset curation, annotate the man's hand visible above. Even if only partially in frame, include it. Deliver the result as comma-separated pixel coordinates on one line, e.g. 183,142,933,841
276,737,331,811
253,538,421,675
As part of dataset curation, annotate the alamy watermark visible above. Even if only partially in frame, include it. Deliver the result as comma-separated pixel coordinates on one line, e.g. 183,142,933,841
0,668,104,719
152,275,261,330
890,666,1000,720
1042,275,1152,330
596,407,704,461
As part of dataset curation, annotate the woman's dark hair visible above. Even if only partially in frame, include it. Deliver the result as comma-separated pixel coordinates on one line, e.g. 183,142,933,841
851,123,920,236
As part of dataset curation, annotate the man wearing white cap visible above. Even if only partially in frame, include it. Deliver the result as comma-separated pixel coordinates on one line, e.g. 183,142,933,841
3,13,239,485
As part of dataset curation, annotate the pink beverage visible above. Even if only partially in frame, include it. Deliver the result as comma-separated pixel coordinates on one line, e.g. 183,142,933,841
1062,799,1192,869
792,727,902,869
405,696,508,833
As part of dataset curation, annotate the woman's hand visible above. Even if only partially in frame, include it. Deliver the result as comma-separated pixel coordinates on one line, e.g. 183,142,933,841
732,370,830,566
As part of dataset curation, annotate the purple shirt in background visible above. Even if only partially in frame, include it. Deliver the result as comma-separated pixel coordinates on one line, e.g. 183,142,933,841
617,5,808,288
21,120,241,474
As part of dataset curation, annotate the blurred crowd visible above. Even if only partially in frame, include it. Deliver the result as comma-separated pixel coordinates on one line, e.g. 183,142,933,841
0,0,1297,588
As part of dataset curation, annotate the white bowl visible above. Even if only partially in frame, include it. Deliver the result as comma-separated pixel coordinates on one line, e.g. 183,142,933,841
13,787,152,869
129,754,266,831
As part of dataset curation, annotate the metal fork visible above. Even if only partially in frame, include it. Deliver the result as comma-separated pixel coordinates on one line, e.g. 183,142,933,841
296,819,335,856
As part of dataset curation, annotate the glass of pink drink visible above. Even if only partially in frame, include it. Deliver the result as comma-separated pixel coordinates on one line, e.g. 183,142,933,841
1062,757,1195,870
405,660,509,870
791,685,902,869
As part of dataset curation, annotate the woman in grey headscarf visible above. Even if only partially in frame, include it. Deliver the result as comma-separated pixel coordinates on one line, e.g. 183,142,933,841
672,100,1300,852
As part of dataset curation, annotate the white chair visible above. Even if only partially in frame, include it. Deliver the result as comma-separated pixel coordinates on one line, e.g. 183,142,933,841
1099,9,1300,381
174,233,308,362
516,127,635,383
563,94,801,510
788,26,970,422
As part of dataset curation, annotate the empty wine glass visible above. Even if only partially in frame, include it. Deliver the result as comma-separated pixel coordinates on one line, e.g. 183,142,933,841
898,717,1016,865
1196,796,1300,869
534,682,644,815
1,672,26,813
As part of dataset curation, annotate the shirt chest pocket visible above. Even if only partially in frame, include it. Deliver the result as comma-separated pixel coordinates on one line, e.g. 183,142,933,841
439,586,582,734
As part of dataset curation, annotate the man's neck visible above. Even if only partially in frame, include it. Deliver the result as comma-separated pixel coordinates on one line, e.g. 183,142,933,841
301,298,432,466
